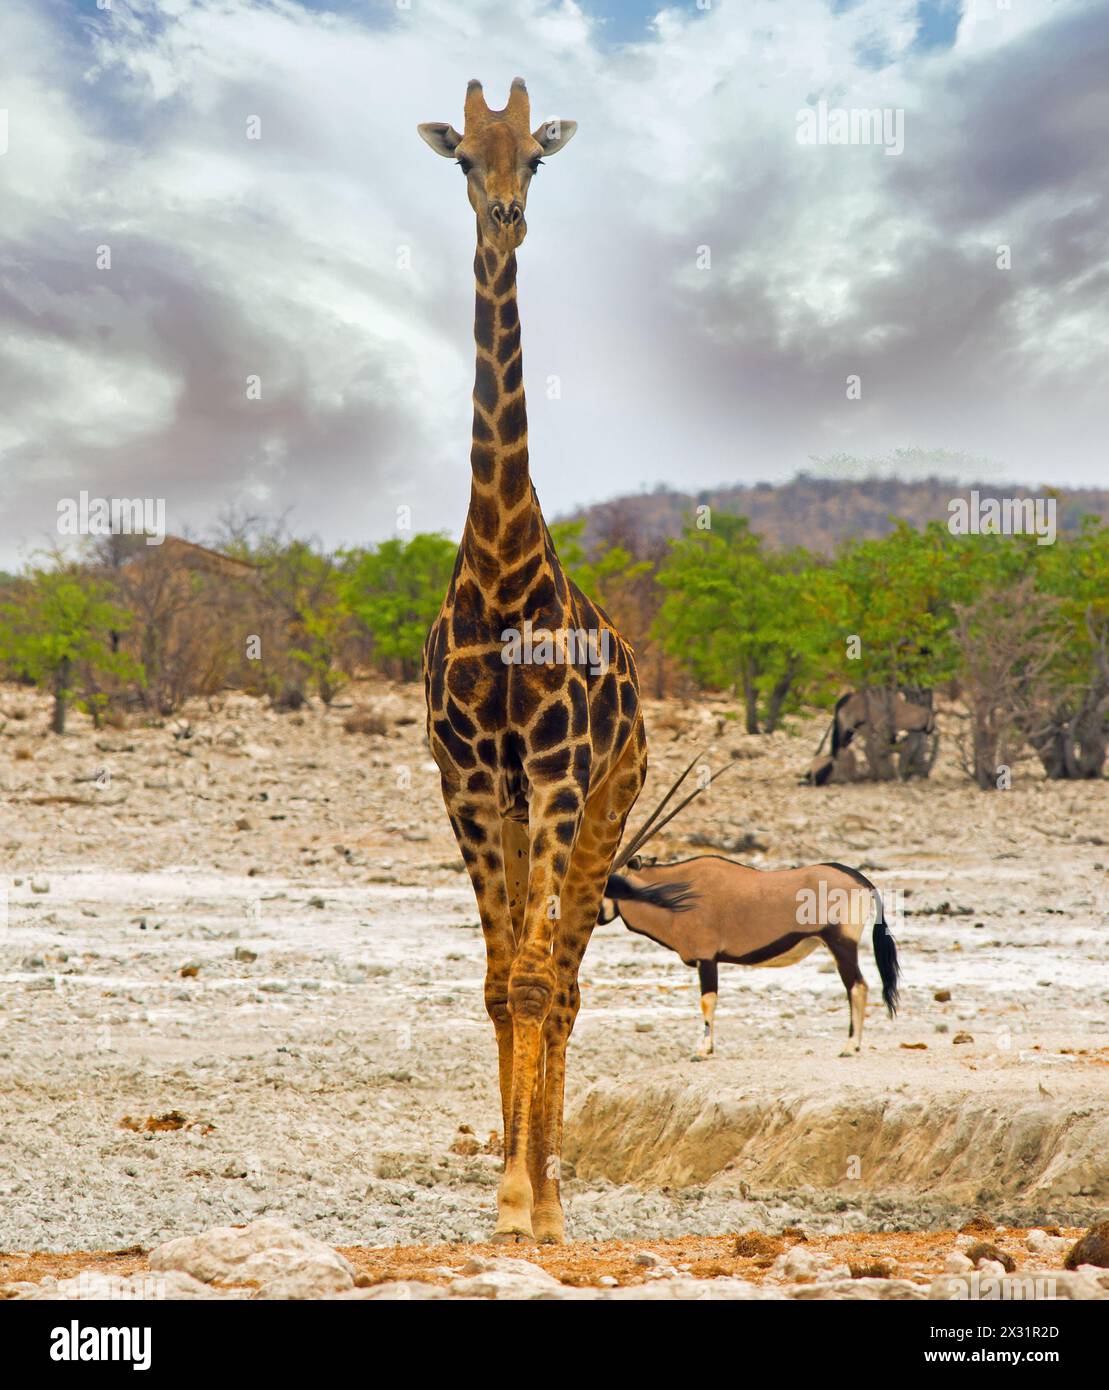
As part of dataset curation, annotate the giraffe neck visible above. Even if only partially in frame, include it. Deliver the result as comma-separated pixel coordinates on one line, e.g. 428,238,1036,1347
462,237,548,606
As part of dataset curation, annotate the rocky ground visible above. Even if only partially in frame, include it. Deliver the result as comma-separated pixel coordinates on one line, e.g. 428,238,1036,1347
1,680,1106,1298
3,1216,1108,1301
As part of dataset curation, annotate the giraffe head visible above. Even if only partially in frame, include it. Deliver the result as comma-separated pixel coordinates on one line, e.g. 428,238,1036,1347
418,78,577,254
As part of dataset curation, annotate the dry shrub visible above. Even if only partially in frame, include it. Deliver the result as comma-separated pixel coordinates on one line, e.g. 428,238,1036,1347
344,707,389,736
733,1231,783,1258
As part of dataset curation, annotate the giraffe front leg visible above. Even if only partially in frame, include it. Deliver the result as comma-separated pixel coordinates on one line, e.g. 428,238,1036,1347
531,736,645,1244
443,792,518,1179
493,774,580,1242
495,934,556,1242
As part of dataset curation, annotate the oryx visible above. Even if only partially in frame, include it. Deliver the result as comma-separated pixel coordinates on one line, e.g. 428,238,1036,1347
597,755,901,1056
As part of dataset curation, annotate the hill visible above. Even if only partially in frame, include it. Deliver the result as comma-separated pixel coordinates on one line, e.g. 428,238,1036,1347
562,474,1109,555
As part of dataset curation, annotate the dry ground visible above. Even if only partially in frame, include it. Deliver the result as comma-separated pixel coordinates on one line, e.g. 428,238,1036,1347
1,679,1106,1288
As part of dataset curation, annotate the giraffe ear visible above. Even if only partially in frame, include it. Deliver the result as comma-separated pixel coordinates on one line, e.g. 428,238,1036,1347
532,119,577,156
417,123,463,158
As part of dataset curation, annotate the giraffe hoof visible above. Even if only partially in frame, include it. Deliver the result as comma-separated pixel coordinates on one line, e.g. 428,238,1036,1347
532,1213,565,1244
491,1223,535,1244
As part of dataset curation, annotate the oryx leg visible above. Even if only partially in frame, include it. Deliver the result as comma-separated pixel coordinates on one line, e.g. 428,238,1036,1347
695,958,718,1059
821,925,868,1054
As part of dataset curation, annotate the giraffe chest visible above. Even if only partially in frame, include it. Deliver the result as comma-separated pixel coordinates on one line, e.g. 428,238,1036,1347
423,574,642,819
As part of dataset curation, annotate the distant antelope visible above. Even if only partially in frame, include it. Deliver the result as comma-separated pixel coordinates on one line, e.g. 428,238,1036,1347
808,687,936,785
597,756,901,1056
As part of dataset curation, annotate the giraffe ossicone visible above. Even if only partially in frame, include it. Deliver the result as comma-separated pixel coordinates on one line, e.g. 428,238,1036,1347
419,79,647,1244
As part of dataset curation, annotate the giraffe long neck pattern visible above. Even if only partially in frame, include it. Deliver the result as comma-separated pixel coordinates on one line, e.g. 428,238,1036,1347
463,239,546,604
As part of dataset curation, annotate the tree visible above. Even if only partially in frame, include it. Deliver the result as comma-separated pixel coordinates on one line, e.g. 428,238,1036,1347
1030,519,1109,778
255,540,352,704
952,578,1065,790
344,534,458,681
0,562,142,733
655,516,822,732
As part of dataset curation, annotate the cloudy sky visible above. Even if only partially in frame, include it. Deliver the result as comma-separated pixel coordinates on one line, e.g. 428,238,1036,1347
1,0,1107,567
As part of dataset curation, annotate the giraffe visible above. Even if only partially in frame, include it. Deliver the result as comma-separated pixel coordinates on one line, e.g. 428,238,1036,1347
418,78,648,1243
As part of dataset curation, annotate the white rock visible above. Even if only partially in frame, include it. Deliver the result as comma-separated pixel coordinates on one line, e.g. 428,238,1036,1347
943,1251,974,1273
338,1280,446,1301
1026,1229,1070,1262
30,877,50,894
240,1249,353,1298
633,1250,667,1268
25,1269,222,1300
460,1254,549,1279
770,1245,846,1284
602,1277,783,1302
788,1278,928,1301
978,1259,1007,1278
149,1218,352,1286
448,1268,563,1300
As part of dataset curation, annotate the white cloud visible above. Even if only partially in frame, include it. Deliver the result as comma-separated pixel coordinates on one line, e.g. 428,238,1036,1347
1,0,1106,568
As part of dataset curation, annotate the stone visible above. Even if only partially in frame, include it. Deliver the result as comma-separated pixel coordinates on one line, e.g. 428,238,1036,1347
149,1218,352,1286
247,1252,355,1299
25,1269,223,1300
633,1250,667,1267
338,1280,447,1300
460,1254,550,1278
1026,1229,1070,1263
788,1278,927,1301
769,1244,852,1284
448,1266,563,1300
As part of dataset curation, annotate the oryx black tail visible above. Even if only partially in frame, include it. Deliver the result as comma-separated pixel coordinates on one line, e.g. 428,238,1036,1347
870,890,900,1016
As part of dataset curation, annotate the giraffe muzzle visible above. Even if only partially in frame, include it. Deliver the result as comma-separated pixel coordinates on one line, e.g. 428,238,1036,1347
487,200,527,249
490,199,524,227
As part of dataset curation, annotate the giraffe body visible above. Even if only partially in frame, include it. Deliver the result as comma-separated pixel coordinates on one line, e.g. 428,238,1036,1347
419,79,648,1242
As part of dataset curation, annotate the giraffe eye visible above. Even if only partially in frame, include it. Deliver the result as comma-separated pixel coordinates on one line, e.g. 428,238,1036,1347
457,157,473,175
